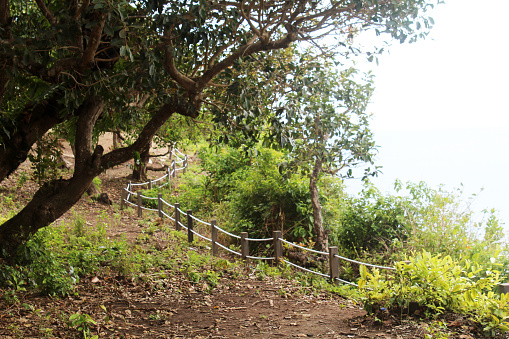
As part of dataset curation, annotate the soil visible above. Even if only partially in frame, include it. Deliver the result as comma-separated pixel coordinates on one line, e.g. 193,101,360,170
0,134,500,339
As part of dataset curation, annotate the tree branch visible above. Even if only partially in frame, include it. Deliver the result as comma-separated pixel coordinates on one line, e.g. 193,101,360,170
100,96,199,169
240,1,261,38
162,31,196,92
0,0,10,105
34,0,56,25
73,0,90,20
74,96,104,173
197,32,298,90
0,0,9,28
80,14,106,68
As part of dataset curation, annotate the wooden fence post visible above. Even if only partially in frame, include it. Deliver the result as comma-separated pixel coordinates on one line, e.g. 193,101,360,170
329,246,339,286
137,191,142,217
183,156,187,174
187,209,193,243
172,161,176,178
148,179,152,189
273,230,282,267
175,203,181,231
500,283,509,294
241,232,249,262
120,187,126,210
157,193,163,218
211,219,218,256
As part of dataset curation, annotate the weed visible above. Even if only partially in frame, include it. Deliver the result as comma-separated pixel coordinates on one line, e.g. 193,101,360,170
425,321,452,339
68,312,98,339
148,311,163,321
8,323,22,338
16,171,29,188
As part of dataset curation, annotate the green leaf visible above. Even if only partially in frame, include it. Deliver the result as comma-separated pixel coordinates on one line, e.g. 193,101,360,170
199,8,207,19
104,23,114,37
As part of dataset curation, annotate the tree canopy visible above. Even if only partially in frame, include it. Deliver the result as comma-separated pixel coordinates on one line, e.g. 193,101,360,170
0,0,439,255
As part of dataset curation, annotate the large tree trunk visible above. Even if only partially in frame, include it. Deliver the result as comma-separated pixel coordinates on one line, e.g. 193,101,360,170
132,143,151,181
310,157,328,252
0,96,105,255
0,95,198,257
0,154,102,255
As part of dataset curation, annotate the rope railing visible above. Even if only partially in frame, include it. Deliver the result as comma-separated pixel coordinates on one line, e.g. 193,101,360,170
139,194,158,200
245,237,273,242
215,225,241,239
152,174,168,183
176,206,187,216
140,206,159,212
161,199,175,209
283,259,330,279
157,181,170,188
161,211,175,222
189,213,211,226
246,255,274,260
124,200,137,207
280,239,329,256
129,182,147,187
119,148,399,289
333,254,396,271
190,228,212,242
335,277,358,287
125,187,136,195
178,220,188,230
216,242,242,256
173,148,186,158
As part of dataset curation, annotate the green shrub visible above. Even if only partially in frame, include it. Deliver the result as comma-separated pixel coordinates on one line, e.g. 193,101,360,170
359,250,509,336
0,229,78,296
331,183,408,256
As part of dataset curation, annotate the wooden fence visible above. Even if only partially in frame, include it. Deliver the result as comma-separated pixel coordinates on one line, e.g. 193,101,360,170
119,148,395,287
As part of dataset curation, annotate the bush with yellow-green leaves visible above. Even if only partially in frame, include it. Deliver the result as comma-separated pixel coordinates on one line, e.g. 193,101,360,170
359,250,509,337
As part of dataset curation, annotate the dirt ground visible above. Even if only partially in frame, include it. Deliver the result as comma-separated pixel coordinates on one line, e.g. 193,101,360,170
0,134,496,338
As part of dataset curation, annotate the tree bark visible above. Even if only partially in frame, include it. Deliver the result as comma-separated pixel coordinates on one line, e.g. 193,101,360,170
132,142,151,181
310,157,328,252
0,0,10,105
0,97,65,183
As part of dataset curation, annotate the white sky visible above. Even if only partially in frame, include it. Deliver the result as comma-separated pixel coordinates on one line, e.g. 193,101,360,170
346,0,509,229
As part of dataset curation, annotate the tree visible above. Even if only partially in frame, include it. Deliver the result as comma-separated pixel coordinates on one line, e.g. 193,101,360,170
0,0,438,256
278,56,377,252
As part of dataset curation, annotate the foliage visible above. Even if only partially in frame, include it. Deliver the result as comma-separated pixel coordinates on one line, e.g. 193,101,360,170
394,181,508,273
198,147,252,203
328,180,508,280
279,58,377,179
359,250,509,336
331,183,408,256
68,312,98,339
27,132,66,184
191,146,316,242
